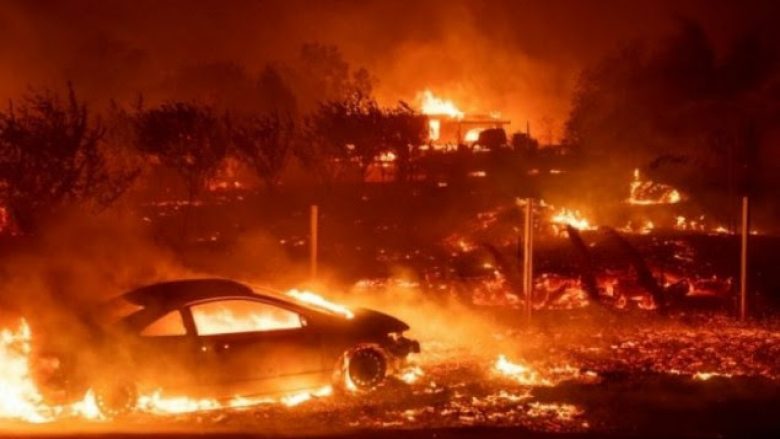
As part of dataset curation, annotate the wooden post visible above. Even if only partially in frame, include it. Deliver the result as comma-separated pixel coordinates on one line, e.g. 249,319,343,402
739,196,749,320
522,198,534,320
310,204,318,280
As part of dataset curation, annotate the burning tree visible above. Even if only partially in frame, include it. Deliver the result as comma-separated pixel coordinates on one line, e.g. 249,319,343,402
134,102,228,199
0,85,137,233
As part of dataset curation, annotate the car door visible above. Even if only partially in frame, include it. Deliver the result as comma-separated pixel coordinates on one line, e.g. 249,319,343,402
132,309,202,393
186,298,323,396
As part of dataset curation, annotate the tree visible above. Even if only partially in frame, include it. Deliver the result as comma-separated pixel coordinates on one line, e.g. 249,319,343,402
299,91,383,183
292,44,374,112
256,65,298,116
134,102,228,200
380,102,428,182
230,113,295,190
0,84,138,232
563,19,780,203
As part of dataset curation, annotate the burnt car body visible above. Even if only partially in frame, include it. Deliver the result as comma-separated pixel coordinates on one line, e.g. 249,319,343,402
35,279,419,413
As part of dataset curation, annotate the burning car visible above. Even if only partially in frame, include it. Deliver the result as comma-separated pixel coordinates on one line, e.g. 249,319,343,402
34,278,420,415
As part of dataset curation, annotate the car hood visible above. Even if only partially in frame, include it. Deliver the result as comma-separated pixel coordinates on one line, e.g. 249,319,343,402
350,308,410,334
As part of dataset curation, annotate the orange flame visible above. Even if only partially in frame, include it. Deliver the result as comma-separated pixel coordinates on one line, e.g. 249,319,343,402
550,208,595,231
628,168,682,205
418,89,464,118
287,289,355,319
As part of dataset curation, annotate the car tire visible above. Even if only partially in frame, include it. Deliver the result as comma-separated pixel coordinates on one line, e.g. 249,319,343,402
342,346,388,391
94,381,137,418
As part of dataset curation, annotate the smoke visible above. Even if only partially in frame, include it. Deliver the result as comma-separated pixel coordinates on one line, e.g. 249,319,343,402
2,0,776,142
0,208,183,323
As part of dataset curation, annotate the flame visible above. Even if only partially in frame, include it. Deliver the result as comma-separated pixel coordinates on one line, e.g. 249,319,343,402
0,320,49,422
137,392,221,414
287,289,355,319
0,318,341,423
377,151,397,163
692,371,731,381
628,168,682,205
464,128,482,142
280,385,333,407
399,365,424,384
494,355,551,386
550,208,594,231
418,89,464,118
191,301,303,335
0,319,105,423
418,89,464,142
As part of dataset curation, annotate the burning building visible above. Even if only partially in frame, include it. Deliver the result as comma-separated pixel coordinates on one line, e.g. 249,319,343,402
418,90,510,147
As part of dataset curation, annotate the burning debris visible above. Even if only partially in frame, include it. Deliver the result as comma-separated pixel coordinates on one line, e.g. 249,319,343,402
628,169,683,205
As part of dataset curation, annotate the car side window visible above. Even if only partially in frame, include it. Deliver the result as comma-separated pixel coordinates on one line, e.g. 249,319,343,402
191,300,302,336
141,310,187,336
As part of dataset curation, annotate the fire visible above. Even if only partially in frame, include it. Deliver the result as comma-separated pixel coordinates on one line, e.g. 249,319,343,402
191,301,303,335
0,319,104,423
418,89,464,142
137,392,221,414
494,355,551,386
550,208,595,231
287,289,355,319
464,128,482,143
628,168,682,205
0,318,341,423
0,320,49,423
399,365,424,384
418,89,464,119
377,151,397,163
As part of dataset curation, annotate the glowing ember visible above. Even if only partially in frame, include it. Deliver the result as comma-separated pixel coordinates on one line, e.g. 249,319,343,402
526,402,584,422
628,168,682,205
287,289,355,319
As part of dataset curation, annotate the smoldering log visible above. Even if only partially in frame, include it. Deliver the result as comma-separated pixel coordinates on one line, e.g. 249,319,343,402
600,226,666,312
564,225,601,303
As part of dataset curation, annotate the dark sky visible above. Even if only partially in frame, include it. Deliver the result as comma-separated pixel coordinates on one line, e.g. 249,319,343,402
0,0,775,139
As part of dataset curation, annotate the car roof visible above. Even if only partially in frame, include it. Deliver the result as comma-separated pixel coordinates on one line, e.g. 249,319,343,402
121,278,291,310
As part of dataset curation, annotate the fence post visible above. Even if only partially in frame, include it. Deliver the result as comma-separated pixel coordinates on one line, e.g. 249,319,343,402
523,198,534,321
310,204,318,280
739,196,749,320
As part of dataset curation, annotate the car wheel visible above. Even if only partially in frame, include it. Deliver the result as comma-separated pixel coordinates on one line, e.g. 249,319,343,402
344,346,387,391
94,381,137,417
